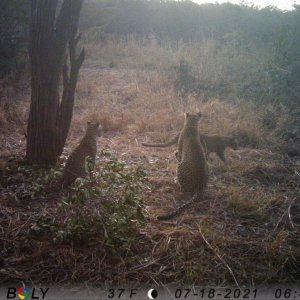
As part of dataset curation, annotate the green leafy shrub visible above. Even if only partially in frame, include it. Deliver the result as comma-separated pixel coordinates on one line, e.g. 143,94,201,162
0,0,29,77
30,150,148,253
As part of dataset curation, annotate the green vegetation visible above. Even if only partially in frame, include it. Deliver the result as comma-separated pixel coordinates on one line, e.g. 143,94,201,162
1,0,300,287
80,1,300,108
0,0,29,77
30,150,147,252
3,0,300,110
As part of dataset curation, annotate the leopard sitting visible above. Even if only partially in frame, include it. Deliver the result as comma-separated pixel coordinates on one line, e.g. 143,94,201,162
62,121,102,187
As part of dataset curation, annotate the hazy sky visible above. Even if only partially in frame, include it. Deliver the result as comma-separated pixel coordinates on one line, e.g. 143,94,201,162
193,0,300,10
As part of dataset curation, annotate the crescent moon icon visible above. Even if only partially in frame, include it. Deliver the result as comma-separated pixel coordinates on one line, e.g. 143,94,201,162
147,289,158,299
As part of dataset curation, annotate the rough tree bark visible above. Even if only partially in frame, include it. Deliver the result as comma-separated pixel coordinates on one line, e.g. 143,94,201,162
26,0,84,165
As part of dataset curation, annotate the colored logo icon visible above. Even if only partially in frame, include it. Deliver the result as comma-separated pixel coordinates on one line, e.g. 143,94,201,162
18,287,30,300
147,289,158,299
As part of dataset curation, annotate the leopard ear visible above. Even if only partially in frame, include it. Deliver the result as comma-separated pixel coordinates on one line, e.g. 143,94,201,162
87,121,91,125
185,112,190,119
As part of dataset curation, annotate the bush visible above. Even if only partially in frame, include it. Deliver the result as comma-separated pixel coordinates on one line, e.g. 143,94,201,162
30,150,148,253
0,0,29,77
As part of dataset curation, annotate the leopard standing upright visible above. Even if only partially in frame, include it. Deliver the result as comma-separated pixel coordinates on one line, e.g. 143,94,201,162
158,112,209,220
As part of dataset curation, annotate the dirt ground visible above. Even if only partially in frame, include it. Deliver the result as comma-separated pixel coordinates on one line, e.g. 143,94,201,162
1,68,300,286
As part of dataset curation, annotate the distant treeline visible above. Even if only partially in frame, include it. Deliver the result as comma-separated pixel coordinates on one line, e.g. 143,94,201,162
81,0,294,46
2,0,300,107
81,0,300,107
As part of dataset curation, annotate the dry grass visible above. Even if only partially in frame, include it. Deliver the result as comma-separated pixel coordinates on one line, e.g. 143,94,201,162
84,36,188,70
1,42,300,287
73,67,272,149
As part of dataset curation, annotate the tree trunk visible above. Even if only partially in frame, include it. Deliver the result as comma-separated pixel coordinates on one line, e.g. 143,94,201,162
26,0,84,165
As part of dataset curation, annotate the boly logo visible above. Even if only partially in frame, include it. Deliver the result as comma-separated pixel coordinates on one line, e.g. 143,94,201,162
17,287,30,300
6,287,49,299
